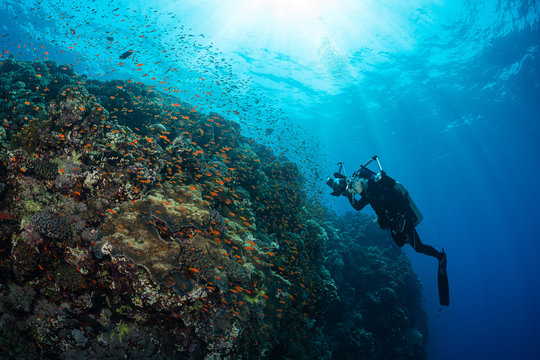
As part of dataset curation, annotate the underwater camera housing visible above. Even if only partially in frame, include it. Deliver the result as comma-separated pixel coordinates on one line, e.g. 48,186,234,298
327,156,381,196
326,172,348,196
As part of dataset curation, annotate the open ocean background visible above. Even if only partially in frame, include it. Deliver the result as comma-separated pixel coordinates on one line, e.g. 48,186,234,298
2,0,539,359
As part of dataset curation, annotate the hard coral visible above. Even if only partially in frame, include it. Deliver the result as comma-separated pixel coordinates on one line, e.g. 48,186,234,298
6,284,36,313
48,86,94,128
30,158,58,180
32,211,72,241
11,238,40,280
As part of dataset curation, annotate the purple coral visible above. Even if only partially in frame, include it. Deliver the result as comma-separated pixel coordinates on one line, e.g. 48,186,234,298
22,222,43,247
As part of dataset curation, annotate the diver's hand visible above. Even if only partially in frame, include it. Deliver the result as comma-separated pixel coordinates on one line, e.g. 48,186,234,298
344,185,353,197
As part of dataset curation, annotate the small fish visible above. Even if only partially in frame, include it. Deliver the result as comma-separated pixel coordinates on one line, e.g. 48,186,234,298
106,36,114,41
119,49,134,59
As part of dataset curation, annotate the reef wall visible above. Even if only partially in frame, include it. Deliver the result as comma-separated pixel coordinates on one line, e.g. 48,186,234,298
0,57,426,359
323,211,428,360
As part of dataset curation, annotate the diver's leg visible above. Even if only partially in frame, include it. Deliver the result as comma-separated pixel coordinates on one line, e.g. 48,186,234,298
409,229,443,260
409,229,449,305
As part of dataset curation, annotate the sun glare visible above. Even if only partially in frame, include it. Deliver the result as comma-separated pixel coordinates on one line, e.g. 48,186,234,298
265,0,327,23
209,0,348,58
165,0,415,88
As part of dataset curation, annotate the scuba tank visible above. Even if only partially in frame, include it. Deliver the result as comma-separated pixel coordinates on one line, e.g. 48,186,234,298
352,155,423,227
394,182,423,227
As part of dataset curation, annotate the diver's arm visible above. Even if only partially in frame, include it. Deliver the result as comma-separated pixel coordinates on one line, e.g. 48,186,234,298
344,190,368,211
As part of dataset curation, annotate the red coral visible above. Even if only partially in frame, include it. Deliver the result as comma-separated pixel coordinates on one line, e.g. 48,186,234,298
0,212,15,221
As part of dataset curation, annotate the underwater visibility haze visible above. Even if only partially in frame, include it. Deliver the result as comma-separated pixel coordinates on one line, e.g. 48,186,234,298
1,0,539,359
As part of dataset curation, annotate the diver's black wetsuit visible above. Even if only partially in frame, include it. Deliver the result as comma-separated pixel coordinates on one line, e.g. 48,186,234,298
345,172,442,260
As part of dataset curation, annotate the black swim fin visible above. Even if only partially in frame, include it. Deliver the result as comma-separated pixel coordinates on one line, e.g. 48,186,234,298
438,250,449,306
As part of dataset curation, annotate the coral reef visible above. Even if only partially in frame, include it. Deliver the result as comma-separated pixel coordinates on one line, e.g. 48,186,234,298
322,211,428,360
0,57,426,359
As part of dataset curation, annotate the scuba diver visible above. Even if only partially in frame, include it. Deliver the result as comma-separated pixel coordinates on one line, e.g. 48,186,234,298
327,156,449,306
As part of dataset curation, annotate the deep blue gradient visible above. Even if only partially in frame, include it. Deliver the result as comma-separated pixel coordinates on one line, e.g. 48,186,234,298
2,1,540,359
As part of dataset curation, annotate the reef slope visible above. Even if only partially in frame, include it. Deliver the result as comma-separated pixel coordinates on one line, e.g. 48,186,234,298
0,58,426,360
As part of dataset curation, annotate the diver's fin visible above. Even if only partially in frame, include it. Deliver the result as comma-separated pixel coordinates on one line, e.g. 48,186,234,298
438,250,449,306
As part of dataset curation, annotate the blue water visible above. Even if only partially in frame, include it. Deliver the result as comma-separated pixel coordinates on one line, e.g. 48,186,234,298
2,0,540,359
